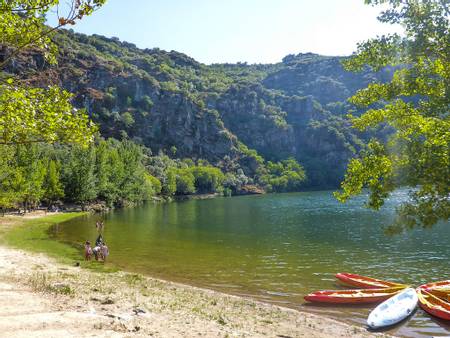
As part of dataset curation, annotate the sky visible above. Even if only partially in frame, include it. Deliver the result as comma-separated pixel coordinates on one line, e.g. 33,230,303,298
49,0,401,65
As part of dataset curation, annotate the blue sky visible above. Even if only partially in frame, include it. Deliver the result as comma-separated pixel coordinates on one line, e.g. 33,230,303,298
49,0,400,64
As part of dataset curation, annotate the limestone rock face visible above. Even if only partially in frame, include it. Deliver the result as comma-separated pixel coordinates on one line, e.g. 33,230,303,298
3,32,389,187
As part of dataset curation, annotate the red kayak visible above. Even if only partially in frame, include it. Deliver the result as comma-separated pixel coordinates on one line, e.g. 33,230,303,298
417,288,450,321
304,286,405,304
418,280,450,301
335,272,405,289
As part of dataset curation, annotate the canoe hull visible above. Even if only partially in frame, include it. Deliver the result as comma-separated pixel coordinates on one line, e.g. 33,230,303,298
417,280,450,290
335,273,404,289
304,287,405,304
417,289,450,321
367,288,418,329
418,280,450,302
305,294,393,304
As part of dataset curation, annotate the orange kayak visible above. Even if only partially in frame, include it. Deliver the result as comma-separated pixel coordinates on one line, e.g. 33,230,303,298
418,280,450,302
417,288,450,321
335,273,405,289
304,286,406,304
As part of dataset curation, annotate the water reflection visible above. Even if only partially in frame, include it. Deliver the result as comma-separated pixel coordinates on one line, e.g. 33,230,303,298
53,190,449,337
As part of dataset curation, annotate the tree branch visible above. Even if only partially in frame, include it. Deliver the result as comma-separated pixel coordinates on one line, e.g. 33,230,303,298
0,23,64,70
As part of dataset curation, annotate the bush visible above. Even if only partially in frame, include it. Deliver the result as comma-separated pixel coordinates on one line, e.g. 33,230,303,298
172,168,195,195
145,174,162,195
120,112,135,128
190,166,225,194
259,158,306,193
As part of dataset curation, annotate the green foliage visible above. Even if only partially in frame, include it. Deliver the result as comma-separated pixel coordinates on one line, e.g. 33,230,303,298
91,139,158,206
17,145,47,209
161,81,179,92
259,158,306,192
114,139,154,205
140,95,154,110
120,112,135,128
164,169,177,196
189,166,225,194
61,145,97,205
0,138,157,211
337,0,450,230
145,174,162,195
223,169,249,194
172,168,195,195
0,1,106,63
146,153,178,195
42,160,64,203
0,0,105,146
0,145,17,209
146,154,228,196
0,85,97,146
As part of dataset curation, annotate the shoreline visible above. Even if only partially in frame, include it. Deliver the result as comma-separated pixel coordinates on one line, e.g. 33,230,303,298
0,212,390,337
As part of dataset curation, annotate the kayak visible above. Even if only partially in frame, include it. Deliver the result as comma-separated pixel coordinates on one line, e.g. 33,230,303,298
417,288,450,321
417,280,450,301
304,286,406,304
367,288,418,329
426,289,450,302
335,273,405,289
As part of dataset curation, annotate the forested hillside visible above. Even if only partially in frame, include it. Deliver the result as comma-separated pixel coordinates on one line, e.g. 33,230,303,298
1,28,390,209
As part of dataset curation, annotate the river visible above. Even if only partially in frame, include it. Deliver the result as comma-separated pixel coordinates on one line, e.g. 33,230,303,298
52,190,449,337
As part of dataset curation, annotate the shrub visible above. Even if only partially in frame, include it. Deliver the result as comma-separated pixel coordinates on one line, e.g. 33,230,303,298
189,166,225,194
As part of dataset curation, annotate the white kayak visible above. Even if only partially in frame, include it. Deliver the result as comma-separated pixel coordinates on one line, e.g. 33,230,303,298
367,287,418,329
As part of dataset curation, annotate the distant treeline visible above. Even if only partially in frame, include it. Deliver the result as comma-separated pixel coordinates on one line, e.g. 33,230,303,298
0,139,155,210
0,139,306,211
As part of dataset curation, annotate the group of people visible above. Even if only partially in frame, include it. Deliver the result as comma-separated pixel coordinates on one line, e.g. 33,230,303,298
84,220,109,262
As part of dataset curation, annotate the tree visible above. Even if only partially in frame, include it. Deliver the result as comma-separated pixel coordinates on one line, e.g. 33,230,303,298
94,139,155,206
120,112,135,128
42,160,64,204
0,0,105,146
173,168,195,195
259,158,306,192
145,174,162,195
190,166,225,194
116,140,151,205
0,145,21,210
15,145,47,211
335,0,449,232
61,146,97,206
163,169,177,196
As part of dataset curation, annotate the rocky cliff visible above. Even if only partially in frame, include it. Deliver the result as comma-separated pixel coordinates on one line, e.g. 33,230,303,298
5,30,388,188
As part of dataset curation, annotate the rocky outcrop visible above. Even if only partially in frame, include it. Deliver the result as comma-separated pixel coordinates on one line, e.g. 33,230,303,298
3,31,386,188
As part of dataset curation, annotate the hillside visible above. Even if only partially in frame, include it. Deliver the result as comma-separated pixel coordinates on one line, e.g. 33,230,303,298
6,29,389,190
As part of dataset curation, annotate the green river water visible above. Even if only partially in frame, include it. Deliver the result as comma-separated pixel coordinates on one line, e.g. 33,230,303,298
52,190,449,337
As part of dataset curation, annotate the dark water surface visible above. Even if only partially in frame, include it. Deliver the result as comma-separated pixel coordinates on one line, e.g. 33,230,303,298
53,190,449,337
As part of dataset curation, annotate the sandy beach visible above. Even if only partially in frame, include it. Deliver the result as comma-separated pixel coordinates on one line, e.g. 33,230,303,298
0,213,390,337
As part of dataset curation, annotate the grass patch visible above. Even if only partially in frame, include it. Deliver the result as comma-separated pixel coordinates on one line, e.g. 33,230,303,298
29,272,75,295
0,212,117,273
124,273,145,285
